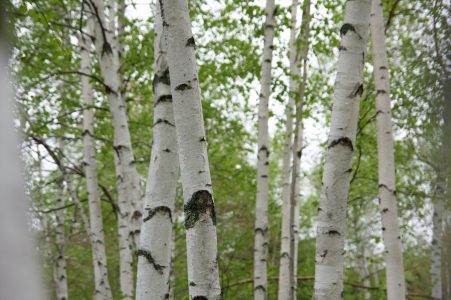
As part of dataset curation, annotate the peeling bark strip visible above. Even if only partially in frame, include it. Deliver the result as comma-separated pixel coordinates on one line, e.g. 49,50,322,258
254,0,276,299
184,190,216,229
135,1,179,299
137,249,166,272
161,0,221,298
313,1,371,300
143,206,173,223
370,1,406,299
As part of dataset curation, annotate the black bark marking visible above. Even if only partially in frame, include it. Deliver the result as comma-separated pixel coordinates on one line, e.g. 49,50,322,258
102,41,113,56
328,137,354,151
265,24,275,30
349,83,364,98
154,95,173,107
254,227,267,235
326,230,341,236
345,168,352,173
320,250,328,261
199,136,207,142
380,66,388,70
175,83,193,91
264,58,271,63
189,281,196,286
379,183,396,194
153,68,171,92
281,252,290,258
338,46,347,51
382,208,389,213
382,227,386,231
297,149,302,158
143,206,173,223
192,297,208,300
269,45,275,50
377,89,387,95
136,249,165,272
254,285,266,292
154,118,175,127
163,148,171,153
186,36,196,47
259,145,270,157
340,23,356,36
184,190,216,229
132,210,142,220
376,109,384,115
261,174,268,178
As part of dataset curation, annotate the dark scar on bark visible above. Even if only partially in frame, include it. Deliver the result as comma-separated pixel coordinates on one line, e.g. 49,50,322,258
328,137,354,151
143,206,173,223
175,83,193,91
254,285,266,292
154,95,172,107
186,37,196,47
192,297,208,300
184,190,216,229
326,230,341,236
136,249,165,272
154,118,175,127
340,23,356,36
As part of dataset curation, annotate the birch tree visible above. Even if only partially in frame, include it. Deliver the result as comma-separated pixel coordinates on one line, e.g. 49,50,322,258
79,15,113,299
277,0,298,298
158,0,221,298
313,1,371,299
136,0,179,298
254,1,276,298
431,194,444,300
289,2,311,298
87,0,141,297
54,139,69,300
0,9,44,299
370,1,406,299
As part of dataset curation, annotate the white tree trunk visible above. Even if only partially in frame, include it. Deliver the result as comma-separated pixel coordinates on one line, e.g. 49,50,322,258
431,196,444,300
159,0,221,298
277,1,297,299
254,1,276,299
88,0,141,298
136,1,179,298
0,30,45,300
79,17,113,300
54,145,69,300
370,1,406,299
313,1,371,299
288,2,311,298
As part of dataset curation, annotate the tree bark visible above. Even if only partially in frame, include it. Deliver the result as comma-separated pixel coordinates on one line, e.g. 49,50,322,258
431,197,444,300
158,0,221,298
136,0,179,298
289,2,311,299
88,0,141,298
0,20,45,299
370,1,406,299
54,139,69,300
313,1,371,299
79,15,113,300
254,1,276,299
277,1,297,298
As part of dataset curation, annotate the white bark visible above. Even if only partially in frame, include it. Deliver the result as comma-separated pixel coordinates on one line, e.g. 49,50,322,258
79,17,113,300
88,0,141,298
254,1,276,299
0,31,45,300
159,0,221,298
54,143,69,300
370,1,406,299
431,198,444,300
288,2,311,298
136,1,179,298
277,1,297,298
313,1,371,299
